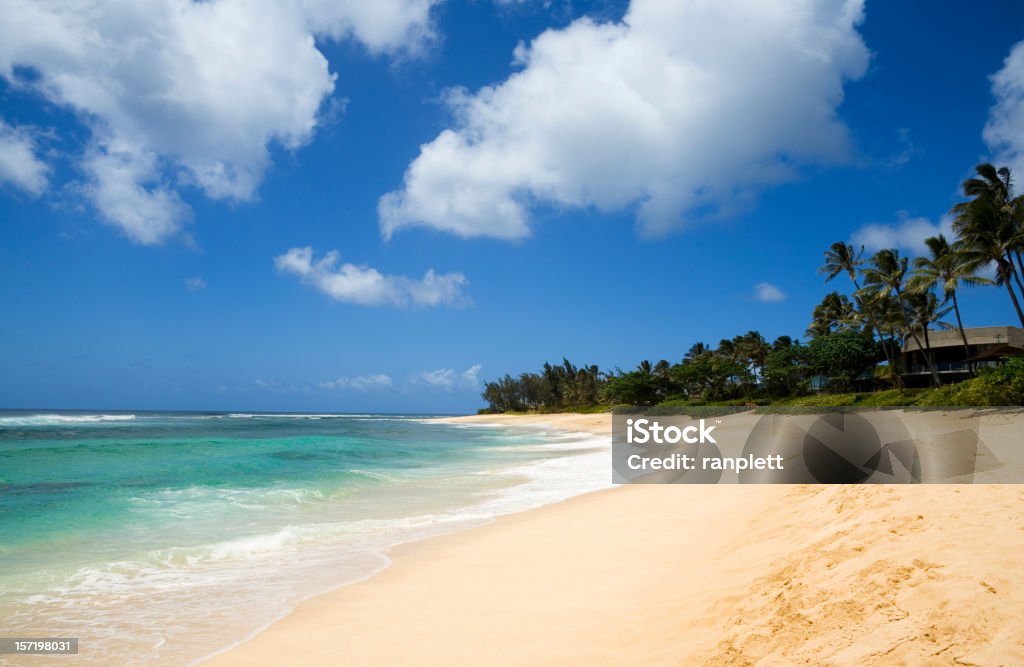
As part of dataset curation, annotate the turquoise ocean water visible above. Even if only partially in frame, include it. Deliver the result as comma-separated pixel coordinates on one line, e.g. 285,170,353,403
0,411,609,665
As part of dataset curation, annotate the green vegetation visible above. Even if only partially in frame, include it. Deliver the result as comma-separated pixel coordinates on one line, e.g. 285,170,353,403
762,358,1024,407
480,162,1024,412
480,359,602,413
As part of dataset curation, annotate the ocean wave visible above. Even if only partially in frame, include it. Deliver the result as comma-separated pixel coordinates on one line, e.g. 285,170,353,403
54,466,611,586
144,510,503,570
225,413,384,419
347,469,401,482
469,437,612,515
486,440,605,453
0,414,137,426
149,527,308,567
227,413,334,419
128,485,335,514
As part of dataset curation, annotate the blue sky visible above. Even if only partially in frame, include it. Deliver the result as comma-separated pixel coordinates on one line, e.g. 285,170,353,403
1,0,1023,413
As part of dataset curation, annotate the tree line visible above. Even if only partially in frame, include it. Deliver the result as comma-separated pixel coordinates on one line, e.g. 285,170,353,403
481,163,1024,411
481,359,602,412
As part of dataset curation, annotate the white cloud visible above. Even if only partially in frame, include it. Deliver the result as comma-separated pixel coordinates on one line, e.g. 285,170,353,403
184,276,207,291
83,139,191,245
301,0,440,55
984,40,1024,177
379,0,869,240
319,374,393,391
754,282,786,303
0,0,439,244
414,364,482,391
0,119,48,195
851,214,953,253
274,246,470,308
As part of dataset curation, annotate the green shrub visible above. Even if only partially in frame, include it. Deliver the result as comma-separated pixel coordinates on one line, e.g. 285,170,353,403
772,393,860,407
915,356,1024,407
855,389,925,407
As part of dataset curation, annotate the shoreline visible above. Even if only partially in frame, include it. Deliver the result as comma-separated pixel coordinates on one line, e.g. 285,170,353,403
199,413,616,665
204,411,1024,666
424,411,613,435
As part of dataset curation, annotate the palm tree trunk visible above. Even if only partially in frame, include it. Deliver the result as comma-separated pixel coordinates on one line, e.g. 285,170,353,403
922,324,938,385
1011,257,1024,305
888,327,904,388
1005,280,1024,327
857,299,896,386
1001,263,1024,327
951,291,973,376
874,323,897,386
897,291,942,387
849,277,898,388
881,318,905,389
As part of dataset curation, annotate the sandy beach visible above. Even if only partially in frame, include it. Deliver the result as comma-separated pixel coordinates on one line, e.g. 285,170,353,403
206,412,1024,666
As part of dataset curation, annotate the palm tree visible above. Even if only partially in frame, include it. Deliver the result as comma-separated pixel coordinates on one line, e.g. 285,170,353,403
684,342,710,363
740,331,770,375
966,164,1024,286
819,241,901,381
716,338,739,363
807,292,860,338
860,290,910,386
862,248,942,386
951,163,1024,326
904,290,953,375
653,359,672,400
858,289,906,385
908,234,992,374
819,241,865,286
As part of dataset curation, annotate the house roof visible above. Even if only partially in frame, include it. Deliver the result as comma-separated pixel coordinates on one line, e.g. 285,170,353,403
902,326,1024,353
966,344,1024,362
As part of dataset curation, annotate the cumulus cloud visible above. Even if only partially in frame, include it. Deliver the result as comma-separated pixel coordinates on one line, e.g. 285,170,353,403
754,282,786,303
83,139,192,245
414,364,483,391
0,119,48,195
274,246,469,308
851,214,953,253
319,374,393,391
379,0,869,240
0,0,439,244
984,40,1024,177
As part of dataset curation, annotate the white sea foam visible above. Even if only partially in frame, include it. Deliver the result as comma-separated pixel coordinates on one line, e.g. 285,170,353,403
127,485,337,518
226,413,340,419
0,414,137,426
409,417,509,428
487,434,606,453
225,413,394,419
475,436,612,513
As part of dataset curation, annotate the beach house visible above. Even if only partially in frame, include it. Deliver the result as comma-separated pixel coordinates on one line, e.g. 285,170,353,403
900,326,1024,386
